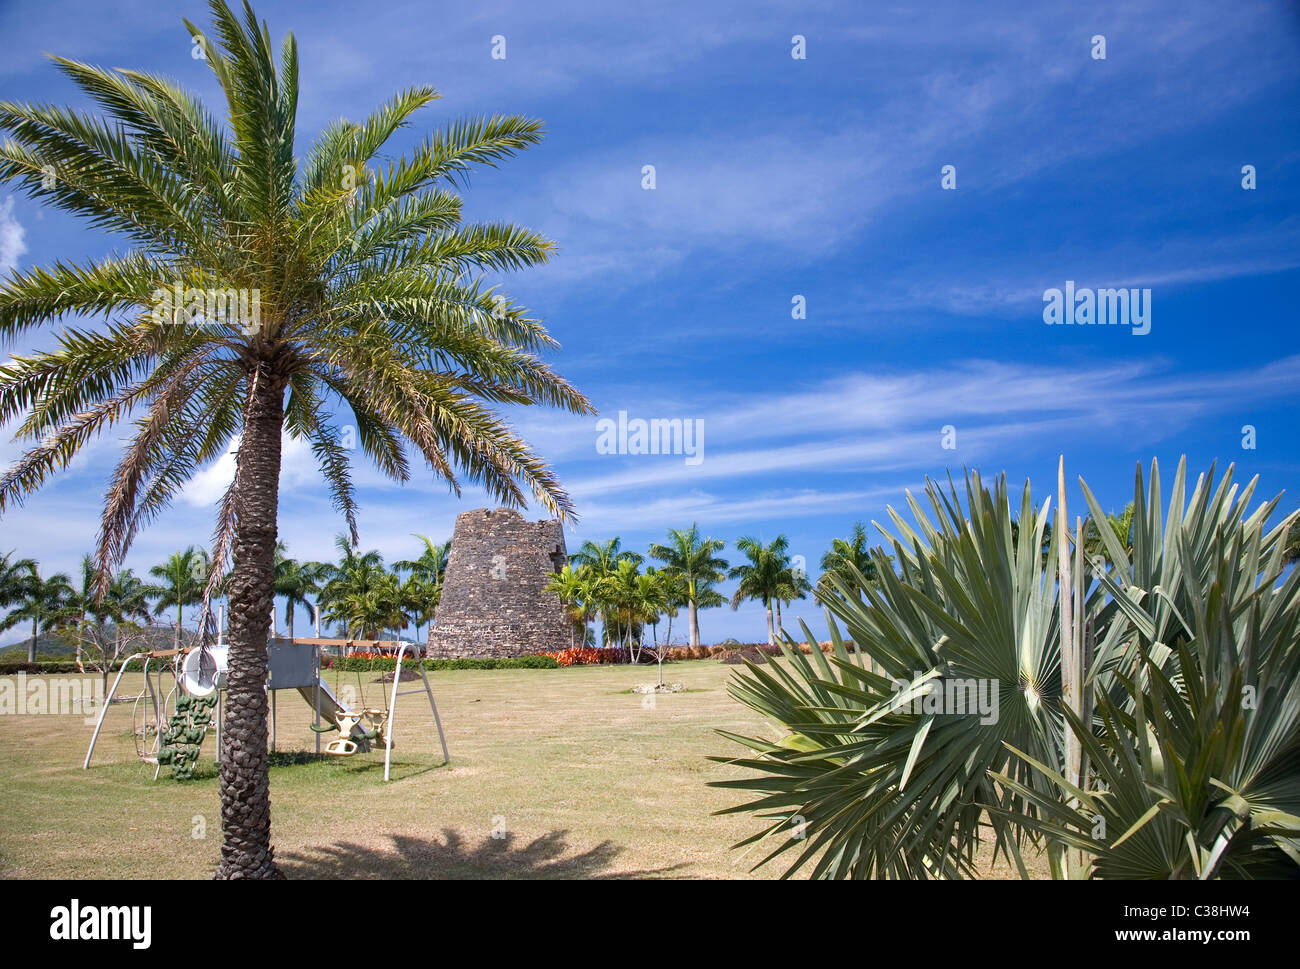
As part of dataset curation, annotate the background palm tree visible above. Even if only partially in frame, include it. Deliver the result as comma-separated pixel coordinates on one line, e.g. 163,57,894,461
773,558,811,640
0,0,591,877
571,538,642,644
0,552,38,639
1082,501,1136,564
65,556,153,682
147,547,210,647
316,536,404,639
602,558,646,650
398,573,440,642
394,534,451,584
0,566,74,661
817,522,893,599
67,554,153,669
728,535,792,645
273,543,322,640
648,524,728,648
545,563,594,649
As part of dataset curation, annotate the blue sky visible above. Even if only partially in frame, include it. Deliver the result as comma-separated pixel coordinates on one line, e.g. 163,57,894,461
1,0,1298,645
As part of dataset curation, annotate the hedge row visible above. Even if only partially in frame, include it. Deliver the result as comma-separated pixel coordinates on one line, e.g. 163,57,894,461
329,654,559,672
0,660,132,675
0,654,563,676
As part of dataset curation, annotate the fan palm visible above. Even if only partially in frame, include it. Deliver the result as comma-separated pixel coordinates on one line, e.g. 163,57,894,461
648,523,728,648
0,0,590,878
713,458,1297,879
712,473,1073,878
994,464,1300,878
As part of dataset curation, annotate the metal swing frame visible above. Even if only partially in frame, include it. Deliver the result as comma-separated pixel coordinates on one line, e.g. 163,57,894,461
86,641,450,781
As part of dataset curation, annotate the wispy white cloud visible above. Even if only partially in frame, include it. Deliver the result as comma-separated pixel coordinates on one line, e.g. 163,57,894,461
0,197,26,273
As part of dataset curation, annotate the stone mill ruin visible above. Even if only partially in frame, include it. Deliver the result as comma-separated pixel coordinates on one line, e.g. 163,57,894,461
425,507,574,658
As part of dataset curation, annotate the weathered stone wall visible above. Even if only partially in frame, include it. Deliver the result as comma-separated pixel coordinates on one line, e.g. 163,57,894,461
426,507,574,658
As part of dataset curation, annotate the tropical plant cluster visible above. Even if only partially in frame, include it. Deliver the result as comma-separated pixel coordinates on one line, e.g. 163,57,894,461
712,459,1300,881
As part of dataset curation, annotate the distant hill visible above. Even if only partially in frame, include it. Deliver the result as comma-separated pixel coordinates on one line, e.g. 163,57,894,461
0,624,195,659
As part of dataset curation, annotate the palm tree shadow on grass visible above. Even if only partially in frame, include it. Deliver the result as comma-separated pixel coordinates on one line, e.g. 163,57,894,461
279,829,688,879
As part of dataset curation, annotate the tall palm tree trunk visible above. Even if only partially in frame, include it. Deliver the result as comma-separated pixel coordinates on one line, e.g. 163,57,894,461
28,617,37,663
765,600,775,645
215,370,285,881
688,600,700,648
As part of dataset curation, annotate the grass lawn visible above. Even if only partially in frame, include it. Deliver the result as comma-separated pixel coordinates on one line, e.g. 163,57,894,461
0,659,1042,879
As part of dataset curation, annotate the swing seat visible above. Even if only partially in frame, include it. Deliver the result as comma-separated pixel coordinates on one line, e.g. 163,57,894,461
325,737,358,756
309,722,338,733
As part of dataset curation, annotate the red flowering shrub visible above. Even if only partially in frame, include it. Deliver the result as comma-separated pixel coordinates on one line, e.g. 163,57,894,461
535,646,639,666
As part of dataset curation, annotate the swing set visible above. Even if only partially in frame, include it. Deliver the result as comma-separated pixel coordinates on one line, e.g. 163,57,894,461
84,634,449,782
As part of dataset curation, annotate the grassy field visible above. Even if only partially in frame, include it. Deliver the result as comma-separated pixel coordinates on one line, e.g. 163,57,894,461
0,659,1041,879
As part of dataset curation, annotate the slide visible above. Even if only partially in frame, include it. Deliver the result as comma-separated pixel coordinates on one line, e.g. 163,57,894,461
297,679,376,752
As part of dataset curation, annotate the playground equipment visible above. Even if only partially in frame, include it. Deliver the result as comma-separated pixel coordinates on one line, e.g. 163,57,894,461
84,634,449,782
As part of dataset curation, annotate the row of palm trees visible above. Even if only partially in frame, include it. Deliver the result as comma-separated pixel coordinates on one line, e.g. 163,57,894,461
1,548,207,663
546,523,897,649
0,533,452,662
549,506,1175,650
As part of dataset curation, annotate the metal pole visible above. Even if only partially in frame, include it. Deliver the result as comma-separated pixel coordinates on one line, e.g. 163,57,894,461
84,652,148,769
314,648,321,759
384,643,405,781
420,655,450,766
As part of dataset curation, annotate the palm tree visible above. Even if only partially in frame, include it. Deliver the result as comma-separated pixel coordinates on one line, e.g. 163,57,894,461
603,558,645,651
1082,501,1135,564
326,570,405,640
316,538,407,639
716,459,1300,879
67,554,152,669
570,537,642,573
0,1,591,878
728,535,792,645
398,572,440,642
65,557,152,682
773,559,811,640
0,551,38,633
648,524,728,648
1285,504,1300,566
0,566,75,661
571,538,642,644
545,563,593,649
817,523,893,599
148,547,209,646
273,543,322,640
394,534,451,584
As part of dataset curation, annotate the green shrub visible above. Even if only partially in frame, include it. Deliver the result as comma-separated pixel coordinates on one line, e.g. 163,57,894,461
330,654,559,672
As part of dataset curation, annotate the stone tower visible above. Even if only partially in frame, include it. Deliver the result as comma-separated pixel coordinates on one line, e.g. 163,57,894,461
426,507,574,658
